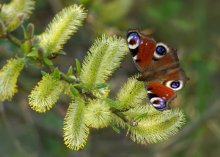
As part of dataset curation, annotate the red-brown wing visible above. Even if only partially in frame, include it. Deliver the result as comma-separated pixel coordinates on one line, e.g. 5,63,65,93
140,45,188,85
146,81,176,111
144,48,188,110
127,30,189,111
127,30,156,71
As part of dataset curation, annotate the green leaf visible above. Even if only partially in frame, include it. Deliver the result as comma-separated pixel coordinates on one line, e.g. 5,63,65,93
41,71,47,76
63,98,89,150
26,23,34,39
116,77,146,109
43,58,53,66
26,49,38,58
67,66,73,76
70,85,80,97
96,83,108,89
110,123,120,134
134,112,149,121
38,5,87,55
75,59,81,76
125,105,186,144
0,20,7,37
21,40,32,54
80,35,128,89
104,98,118,109
84,99,112,128
58,50,67,55
52,68,61,80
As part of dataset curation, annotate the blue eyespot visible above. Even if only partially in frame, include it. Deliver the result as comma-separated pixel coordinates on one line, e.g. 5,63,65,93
154,43,168,59
171,81,180,89
156,45,166,55
165,80,183,91
150,97,167,111
127,32,140,50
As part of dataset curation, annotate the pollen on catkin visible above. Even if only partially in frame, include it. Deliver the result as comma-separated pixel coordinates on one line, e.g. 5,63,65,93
0,58,24,101
1,0,35,22
80,35,128,89
63,98,89,150
28,74,64,112
84,99,112,128
126,105,185,144
38,4,87,55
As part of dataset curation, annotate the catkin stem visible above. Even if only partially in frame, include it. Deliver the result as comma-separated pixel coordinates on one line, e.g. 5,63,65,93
6,33,21,47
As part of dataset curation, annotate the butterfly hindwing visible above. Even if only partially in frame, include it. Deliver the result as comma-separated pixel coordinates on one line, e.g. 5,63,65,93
146,81,177,111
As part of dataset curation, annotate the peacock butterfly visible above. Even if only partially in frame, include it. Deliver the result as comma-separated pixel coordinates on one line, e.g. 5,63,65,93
126,29,189,111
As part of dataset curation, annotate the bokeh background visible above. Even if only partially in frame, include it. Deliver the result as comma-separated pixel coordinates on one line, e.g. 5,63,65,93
0,0,220,156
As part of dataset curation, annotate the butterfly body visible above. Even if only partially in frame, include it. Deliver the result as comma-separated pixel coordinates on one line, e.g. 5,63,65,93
127,30,188,111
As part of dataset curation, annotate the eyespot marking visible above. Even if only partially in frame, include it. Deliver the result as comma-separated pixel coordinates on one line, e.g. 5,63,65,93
153,43,169,60
127,32,140,50
165,80,184,91
150,97,167,111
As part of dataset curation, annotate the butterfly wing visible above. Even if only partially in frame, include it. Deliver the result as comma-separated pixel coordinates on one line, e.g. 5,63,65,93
146,81,176,111
140,44,188,84
127,30,188,111
127,30,156,71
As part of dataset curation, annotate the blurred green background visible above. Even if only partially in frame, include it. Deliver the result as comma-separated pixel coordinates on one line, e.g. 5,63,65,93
0,0,220,156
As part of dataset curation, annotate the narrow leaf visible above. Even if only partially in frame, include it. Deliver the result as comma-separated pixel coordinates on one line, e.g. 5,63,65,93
67,66,73,76
63,98,89,150
41,71,47,76
26,23,34,39
110,124,121,134
52,68,61,80
0,20,6,37
26,47,38,59
43,58,53,66
96,83,108,89
104,98,118,109
75,59,81,76
70,85,80,97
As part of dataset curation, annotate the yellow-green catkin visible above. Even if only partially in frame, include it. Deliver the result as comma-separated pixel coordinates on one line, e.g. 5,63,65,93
0,58,24,101
38,5,86,55
28,74,64,112
84,99,112,128
63,98,89,150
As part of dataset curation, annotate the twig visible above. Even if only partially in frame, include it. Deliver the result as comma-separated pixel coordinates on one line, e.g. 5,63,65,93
6,33,22,47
